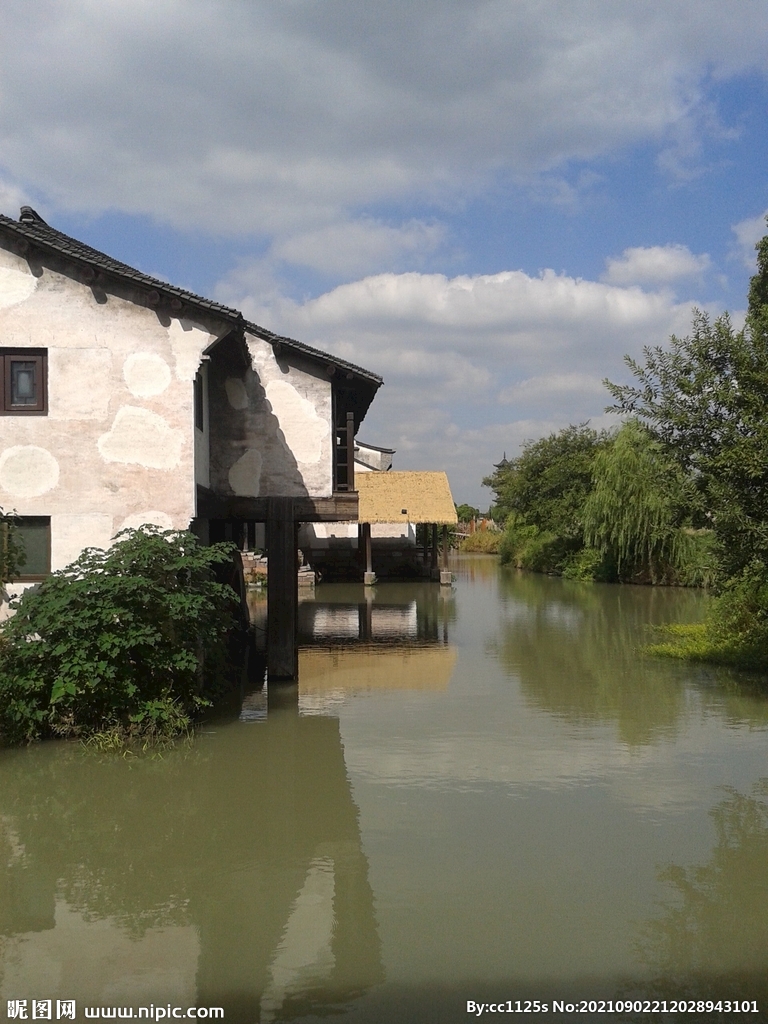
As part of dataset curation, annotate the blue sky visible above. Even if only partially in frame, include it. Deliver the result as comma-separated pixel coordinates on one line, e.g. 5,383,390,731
1,1,767,505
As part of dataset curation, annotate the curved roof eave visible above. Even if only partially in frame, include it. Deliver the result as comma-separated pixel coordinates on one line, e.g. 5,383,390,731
0,208,383,390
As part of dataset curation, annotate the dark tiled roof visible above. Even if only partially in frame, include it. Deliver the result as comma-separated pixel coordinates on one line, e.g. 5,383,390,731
1,208,241,320
0,207,382,386
355,440,396,454
246,321,382,384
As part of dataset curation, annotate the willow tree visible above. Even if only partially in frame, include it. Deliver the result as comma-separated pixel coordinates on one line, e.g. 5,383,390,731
582,421,699,582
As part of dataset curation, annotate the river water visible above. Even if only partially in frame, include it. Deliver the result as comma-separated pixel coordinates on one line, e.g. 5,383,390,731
2,556,768,1023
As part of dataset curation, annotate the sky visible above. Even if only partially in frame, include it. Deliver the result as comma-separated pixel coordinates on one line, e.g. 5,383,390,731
1,1,767,507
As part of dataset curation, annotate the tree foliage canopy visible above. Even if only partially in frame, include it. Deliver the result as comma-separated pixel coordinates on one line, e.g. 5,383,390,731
583,420,702,583
455,503,481,522
483,423,610,538
605,219,768,578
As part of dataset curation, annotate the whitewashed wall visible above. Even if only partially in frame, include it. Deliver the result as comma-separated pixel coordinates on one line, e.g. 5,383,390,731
0,246,221,576
208,333,333,499
0,242,341,624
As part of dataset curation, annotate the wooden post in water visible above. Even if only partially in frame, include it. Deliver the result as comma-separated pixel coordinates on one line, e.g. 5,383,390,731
267,497,298,681
362,521,375,585
440,524,451,585
431,523,438,578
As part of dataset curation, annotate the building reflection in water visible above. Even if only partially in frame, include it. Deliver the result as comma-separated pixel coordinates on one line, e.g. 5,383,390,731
0,710,383,1021
0,582,458,1020
294,582,457,715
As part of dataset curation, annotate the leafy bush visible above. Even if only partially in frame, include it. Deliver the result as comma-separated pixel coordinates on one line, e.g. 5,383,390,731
560,546,614,582
0,507,24,587
675,529,718,589
459,530,501,553
0,528,238,745
498,518,575,573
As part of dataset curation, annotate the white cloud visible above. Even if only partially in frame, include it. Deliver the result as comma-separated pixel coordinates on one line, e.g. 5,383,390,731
223,262,700,504
272,218,445,276
0,1,766,241
602,245,711,286
0,175,29,218
498,373,607,406
732,209,768,270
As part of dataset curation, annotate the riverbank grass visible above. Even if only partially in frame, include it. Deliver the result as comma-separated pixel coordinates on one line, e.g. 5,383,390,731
648,560,768,673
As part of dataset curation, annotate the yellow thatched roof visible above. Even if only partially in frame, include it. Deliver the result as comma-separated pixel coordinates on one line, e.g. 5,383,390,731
356,471,458,524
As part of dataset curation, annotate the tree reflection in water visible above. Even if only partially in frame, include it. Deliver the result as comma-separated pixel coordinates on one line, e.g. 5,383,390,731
490,570,768,746
0,705,383,1022
635,781,768,1010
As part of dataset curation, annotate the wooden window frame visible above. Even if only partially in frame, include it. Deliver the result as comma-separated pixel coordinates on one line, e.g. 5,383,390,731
14,516,51,582
0,349,48,415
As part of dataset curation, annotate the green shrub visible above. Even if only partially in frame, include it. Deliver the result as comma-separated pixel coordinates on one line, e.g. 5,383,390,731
561,546,614,582
0,507,24,586
648,559,768,671
675,529,718,589
498,518,575,574
0,527,238,745
459,530,501,553
498,518,538,566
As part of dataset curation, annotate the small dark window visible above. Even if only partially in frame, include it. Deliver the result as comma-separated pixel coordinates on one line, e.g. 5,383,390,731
15,517,51,580
194,372,204,431
0,349,47,414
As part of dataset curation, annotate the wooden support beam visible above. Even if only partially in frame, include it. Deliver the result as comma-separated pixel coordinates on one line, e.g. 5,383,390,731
442,524,449,570
197,487,359,522
267,497,298,681
431,524,438,571
346,411,355,492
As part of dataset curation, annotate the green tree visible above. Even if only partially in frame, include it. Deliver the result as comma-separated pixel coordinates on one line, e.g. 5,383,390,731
484,424,611,576
0,527,238,745
605,225,768,579
484,423,609,536
455,503,480,522
583,420,706,583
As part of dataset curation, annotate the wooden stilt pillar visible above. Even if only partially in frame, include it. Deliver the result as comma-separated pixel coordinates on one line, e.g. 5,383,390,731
267,497,298,681
358,593,374,640
362,521,375,585
440,523,452,585
431,523,438,578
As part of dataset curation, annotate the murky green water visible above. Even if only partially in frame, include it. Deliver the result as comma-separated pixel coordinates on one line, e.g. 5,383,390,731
2,557,768,1022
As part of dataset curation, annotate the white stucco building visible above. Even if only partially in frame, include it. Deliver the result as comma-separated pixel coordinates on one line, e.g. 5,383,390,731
0,206,381,620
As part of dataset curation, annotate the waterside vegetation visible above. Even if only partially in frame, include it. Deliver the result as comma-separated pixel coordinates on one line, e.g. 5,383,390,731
485,222,768,672
484,421,713,585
